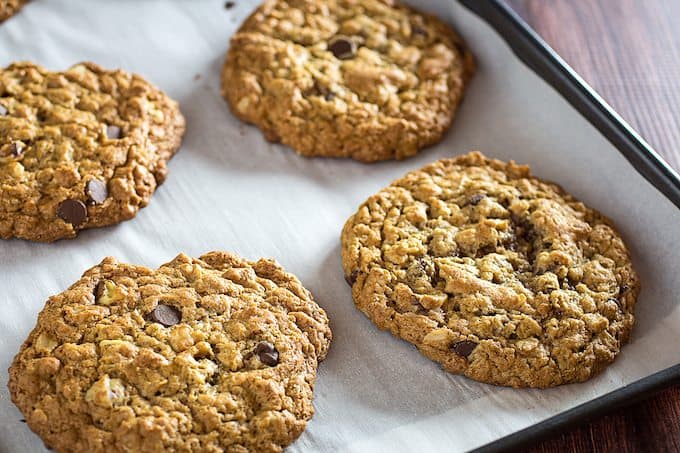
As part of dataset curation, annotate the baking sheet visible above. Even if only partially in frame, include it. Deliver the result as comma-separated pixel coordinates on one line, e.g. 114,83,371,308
1,0,679,451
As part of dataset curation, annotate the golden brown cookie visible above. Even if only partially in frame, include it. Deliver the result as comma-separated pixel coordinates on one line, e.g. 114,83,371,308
221,0,474,162
8,252,331,452
0,0,27,22
341,152,639,388
0,62,185,242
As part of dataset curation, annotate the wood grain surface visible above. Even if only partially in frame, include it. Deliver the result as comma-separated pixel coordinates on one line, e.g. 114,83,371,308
505,1,680,452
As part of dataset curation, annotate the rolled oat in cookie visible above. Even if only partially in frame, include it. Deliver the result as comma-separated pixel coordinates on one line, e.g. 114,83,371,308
0,62,185,242
341,151,639,388
221,0,475,162
8,252,332,452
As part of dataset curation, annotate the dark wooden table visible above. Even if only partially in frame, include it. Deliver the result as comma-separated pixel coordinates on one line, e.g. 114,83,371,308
505,1,680,451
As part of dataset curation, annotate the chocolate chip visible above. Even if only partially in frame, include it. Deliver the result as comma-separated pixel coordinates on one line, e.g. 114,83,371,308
0,104,7,116
9,142,24,157
468,194,485,205
86,179,108,204
224,1,235,8
260,352,279,366
20,419,26,423
325,91,335,101
451,340,478,357
56,199,87,226
254,341,279,366
106,125,122,139
345,270,358,286
255,341,276,354
328,36,356,59
147,304,182,327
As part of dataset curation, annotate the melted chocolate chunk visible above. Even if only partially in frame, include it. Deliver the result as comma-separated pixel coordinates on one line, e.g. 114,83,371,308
328,36,356,59
147,304,182,327
254,342,279,366
56,199,87,226
451,340,478,357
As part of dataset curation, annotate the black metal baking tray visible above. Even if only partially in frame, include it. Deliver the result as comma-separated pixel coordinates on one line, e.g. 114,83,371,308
460,1,680,450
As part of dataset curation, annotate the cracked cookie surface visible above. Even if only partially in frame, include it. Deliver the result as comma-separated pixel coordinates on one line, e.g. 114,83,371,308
8,252,331,452
221,0,474,162
0,62,185,242
341,152,639,388
0,0,27,21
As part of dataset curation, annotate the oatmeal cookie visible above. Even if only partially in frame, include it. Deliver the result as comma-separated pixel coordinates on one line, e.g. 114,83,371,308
8,252,331,452
0,62,185,241
341,151,639,387
222,0,474,162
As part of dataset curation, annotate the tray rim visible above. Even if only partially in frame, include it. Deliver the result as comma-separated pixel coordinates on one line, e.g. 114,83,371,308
458,1,680,451
1,2,678,452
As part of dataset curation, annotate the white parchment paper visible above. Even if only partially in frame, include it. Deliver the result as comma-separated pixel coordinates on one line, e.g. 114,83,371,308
1,1,679,452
